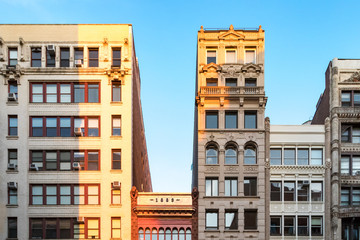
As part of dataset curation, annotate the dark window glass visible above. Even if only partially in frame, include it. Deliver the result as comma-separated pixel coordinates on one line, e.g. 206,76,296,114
46,49,55,67
60,118,71,137
244,111,257,129
32,151,44,170
311,182,322,201
271,182,281,201
46,117,57,137
9,116,17,136
244,178,257,196
9,81,18,99
74,48,83,64
206,112,218,129
46,152,57,170
74,84,85,103
206,210,218,229
342,91,351,106
244,146,256,164
207,51,216,64
311,217,323,236
205,178,218,196
31,219,43,238
270,216,281,236
60,151,71,171
245,78,257,87
297,181,309,201
225,111,237,129
112,150,121,169
88,152,99,170
9,48,18,66
89,49,99,67
297,149,309,165
45,219,57,238
355,92,360,106
284,216,295,236
341,188,350,206
225,210,238,230
284,149,295,165
8,217,17,238
60,48,70,67
225,147,237,164
206,78,218,86
298,216,309,236
8,149,17,167
225,178,237,196
88,83,99,103
225,78,237,87
112,84,121,102
244,210,257,230
59,219,71,238
112,48,121,67
270,149,282,165
284,181,295,201
31,47,42,67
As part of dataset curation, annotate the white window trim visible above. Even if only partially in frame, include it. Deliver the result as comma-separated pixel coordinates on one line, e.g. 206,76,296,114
244,48,256,64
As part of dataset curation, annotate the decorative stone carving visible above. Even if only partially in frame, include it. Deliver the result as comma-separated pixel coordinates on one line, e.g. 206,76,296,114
192,187,199,240
244,165,258,172
131,186,138,240
1,65,23,85
241,63,262,73
218,24,245,40
106,68,128,84
332,67,338,75
344,71,360,82
0,37,4,61
200,62,221,73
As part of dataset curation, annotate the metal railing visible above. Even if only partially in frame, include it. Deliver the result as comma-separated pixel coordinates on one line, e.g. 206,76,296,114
200,86,264,95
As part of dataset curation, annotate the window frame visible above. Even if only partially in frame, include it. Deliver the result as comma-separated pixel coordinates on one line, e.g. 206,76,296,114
205,145,218,165
60,47,70,67
8,48,18,67
112,149,121,170
244,144,257,165
46,48,55,67
341,186,360,206
298,216,309,236
112,116,121,136
225,177,238,197
111,183,121,205
205,111,218,129
244,209,257,230
8,115,18,136
341,90,360,107
244,48,256,64
244,177,257,196
88,48,99,67
206,50,217,64
225,49,236,63
111,217,121,239
270,216,281,236
112,82,121,102
8,149,18,168
8,217,17,239
225,209,238,230
205,209,219,230
341,154,360,176
270,181,282,201
311,216,323,236
8,185,17,205
225,145,237,165
244,111,257,129
225,111,238,129
205,177,218,197
270,149,282,165
31,47,42,67
283,181,296,201
112,48,121,67
342,124,360,143
284,216,296,236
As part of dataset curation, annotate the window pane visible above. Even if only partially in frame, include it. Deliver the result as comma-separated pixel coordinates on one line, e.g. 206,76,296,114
244,111,256,129
298,149,309,165
112,84,121,102
244,210,257,229
60,48,70,67
270,149,282,165
226,50,236,63
225,78,237,87
270,217,281,236
284,149,295,165
113,117,121,136
342,92,351,106
311,149,323,165
284,182,295,201
206,212,218,229
245,78,257,87
60,84,71,103
74,84,85,103
244,147,256,165
245,50,255,64
206,148,218,164
271,182,281,201
88,84,99,103
46,118,57,137
207,51,216,64
206,112,218,129
225,112,237,129
88,118,99,136
341,156,350,174
225,148,237,164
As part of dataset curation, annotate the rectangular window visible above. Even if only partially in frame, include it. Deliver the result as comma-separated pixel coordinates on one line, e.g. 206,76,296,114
74,151,85,170
341,188,350,206
31,47,42,67
270,149,282,165
341,156,350,175
88,83,99,103
74,48,84,65
32,117,43,137
8,185,17,205
74,83,85,103
46,151,57,170
60,151,71,170
32,83,44,102
353,188,360,206
112,83,121,102
31,151,43,170
207,50,216,64
111,217,121,238
112,150,121,170
87,151,99,170
284,216,295,236
8,217,17,239
206,111,218,129
46,117,57,137
9,81,18,100
311,149,323,165
205,178,218,197
244,111,257,129
297,149,309,165
297,181,309,201
206,78,218,86
111,184,121,205
225,78,237,87
205,210,218,230
298,216,309,236
244,209,257,230
60,48,70,67
244,178,257,196
226,50,236,63
46,185,57,204
8,149,17,168
271,181,281,201
341,155,360,176
46,84,57,103
225,111,237,129
342,125,360,143
60,84,71,103
86,218,100,239
245,78,257,87
32,185,43,205
311,216,323,236
284,149,295,165
88,118,99,137
225,210,238,230
342,91,360,107
74,185,85,205
311,182,323,201
87,185,99,204
225,178,237,197
8,115,17,136
59,219,71,238
270,216,281,236
60,185,71,205
8,48,18,66
60,118,71,137
89,48,99,67
46,48,55,67
284,181,295,201
112,48,121,67
30,218,75,239
245,49,256,64
112,116,121,136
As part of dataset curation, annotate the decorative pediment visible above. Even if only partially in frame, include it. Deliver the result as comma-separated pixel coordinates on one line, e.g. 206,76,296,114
241,63,261,73
344,71,360,82
218,25,245,40
200,62,221,73
106,68,129,84
1,65,23,85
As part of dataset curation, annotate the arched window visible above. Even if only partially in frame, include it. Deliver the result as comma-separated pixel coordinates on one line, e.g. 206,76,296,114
145,228,151,240
165,229,171,240
225,145,237,164
179,228,185,240
138,228,144,240
244,144,256,164
172,228,178,240
186,229,191,240
206,145,218,164
152,228,158,240
159,228,165,240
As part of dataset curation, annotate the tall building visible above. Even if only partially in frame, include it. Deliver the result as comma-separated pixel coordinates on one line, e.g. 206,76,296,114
312,58,360,240
0,24,151,239
192,25,269,239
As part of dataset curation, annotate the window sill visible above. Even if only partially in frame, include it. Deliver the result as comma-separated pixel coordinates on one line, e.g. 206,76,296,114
6,170,18,174
6,136,18,140
243,229,259,232
6,204,18,208
110,136,123,139
224,229,240,232
204,229,220,232
110,169,123,173
110,101,123,105
7,101,18,105
110,204,122,207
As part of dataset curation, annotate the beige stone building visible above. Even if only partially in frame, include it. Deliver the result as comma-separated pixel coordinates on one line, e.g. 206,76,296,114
0,24,151,239
192,25,269,239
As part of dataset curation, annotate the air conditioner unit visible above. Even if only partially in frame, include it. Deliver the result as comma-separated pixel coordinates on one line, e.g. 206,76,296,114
74,59,82,67
7,163,16,170
29,163,39,171
8,182,17,189
77,216,85,223
355,171,360,176
8,92,17,101
113,181,121,189
74,128,83,137
47,45,55,55
302,180,310,185
73,162,81,170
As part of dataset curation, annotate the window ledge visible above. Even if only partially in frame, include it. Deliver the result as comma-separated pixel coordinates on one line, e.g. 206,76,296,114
204,229,220,233
110,170,123,173
6,170,18,174
110,204,122,207
7,101,18,105
6,204,18,208
243,229,259,232
110,136,123,139
224,230,240,232
6,136,18,140
6,238,18,240
110,101,123,105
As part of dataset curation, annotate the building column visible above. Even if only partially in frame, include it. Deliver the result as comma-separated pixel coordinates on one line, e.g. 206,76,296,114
325,117,332,239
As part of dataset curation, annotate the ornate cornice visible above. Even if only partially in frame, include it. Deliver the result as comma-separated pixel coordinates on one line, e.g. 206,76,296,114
106,68,129,84
332,107,360,118
1,65,24,85
241,63,262,73
218,25,245,40
200,62,221,73
339,207,360,218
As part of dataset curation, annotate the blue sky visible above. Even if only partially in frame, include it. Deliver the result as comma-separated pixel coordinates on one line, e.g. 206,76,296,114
2,0,360,192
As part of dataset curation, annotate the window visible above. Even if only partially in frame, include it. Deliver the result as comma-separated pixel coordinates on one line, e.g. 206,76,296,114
244,209,257,230
172,228,178,240
298,216,309,236
46,186,57,205
60,48,70,67
270,216,281,236
88,84,99,103
74,48,84,65
60,185,71,204
32,84,44,102
9,81,18,99
206,111,218,129
88,118,99,136
341,187,360,206
112,48,121,67
46,48,55,67
245,78,256,87
311,216,323,236
225,146,237,164
112,150,121,169
271,182,281,201
342,125,360,143
186,229,191,240
87,151,99,170
283,181,295,201
112,116,121,136
74,83,85,103
138,228,144,240
112,83,121,102
60,84,71,103
159,229,164,240
284,216,295,236
270,149,281,165
60,118,71,137
205,178,218,196
225,111,237,129
178,229,184,240
341,188,350,206
46,151,57,170
32,117,43,137
206,78,218,86
8,217,17,239
341,91,360,107
31,47,41,67
32,186,43,205
341,155,360,175
8,115,17,136
297,181,309,201
244,111,257,129
111,183,121,204
89,48,99,67
284,149,295,165
205,210,218,230
46,84,57,102
206,50,216,64
244,178,257,196
225,78,237,87
245,48,256,64
46,117,57,137
244,145,256,164
8,184,17,205
8,149,17,169
311,182,322,201
206,145,218,164
225,210,238,230
311,149,323,165
145,229,150,240
165,229,171,240
225,178,237,196
226,50,236,63
111,218,121,238
8,48,17,66
297,149,309,165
